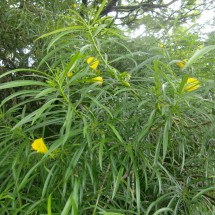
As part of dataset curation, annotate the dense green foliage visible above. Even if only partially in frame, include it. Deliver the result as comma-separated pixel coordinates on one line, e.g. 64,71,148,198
0,1,215,214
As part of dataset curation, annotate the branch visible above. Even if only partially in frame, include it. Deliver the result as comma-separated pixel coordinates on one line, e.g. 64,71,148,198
110,0,178,13
100,0,118,16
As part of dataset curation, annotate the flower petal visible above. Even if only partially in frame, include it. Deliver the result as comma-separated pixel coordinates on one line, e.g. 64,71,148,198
184,78,200,92
32,138,48,154
176,61,185,68
91,76,103,85
87,57,99,70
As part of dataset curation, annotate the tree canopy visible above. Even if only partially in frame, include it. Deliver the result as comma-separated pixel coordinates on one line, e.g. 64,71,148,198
0,0,215,71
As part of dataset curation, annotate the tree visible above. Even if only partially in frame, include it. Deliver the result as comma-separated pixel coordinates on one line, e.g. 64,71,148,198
1,0,214,72
84,0,215,28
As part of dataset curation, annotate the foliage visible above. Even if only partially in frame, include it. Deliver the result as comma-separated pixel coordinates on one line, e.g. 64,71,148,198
0,1,215,215
79,0,215,29
1,0,214,72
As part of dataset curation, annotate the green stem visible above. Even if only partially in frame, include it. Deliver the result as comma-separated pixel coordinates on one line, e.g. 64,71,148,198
88,27,112,69
58,82,80,116
88,27,119,79
58,83,70,104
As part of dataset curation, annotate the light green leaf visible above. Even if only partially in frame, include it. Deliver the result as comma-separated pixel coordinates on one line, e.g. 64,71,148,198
107,123,124,143
47,194,52,215
99,134,105,170
35,87,56,99
32,98,58,124
112,166,124,199
183,45,215,70
36,26,84,40
192,186,215,202
153,207,173,215
0,80,48,90
104,213,125,215
163,118,171,160
61,192,78,215
92,0,107,24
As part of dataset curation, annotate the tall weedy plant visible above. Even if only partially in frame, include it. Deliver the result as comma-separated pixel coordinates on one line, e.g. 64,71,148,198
0,1,214,214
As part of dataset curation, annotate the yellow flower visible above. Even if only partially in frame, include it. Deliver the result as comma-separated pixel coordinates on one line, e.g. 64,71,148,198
176,59,188,68
73,3,77,8
67,71,73,78
91,76,103,85
160,44,164,48
184,78,200,92
176,61,185,68
32,138,48,154
87,57,99,70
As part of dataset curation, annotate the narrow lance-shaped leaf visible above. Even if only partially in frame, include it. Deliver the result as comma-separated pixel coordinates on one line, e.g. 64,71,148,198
92,0,107,24
163,118,171,160
0,80,48,90
112,166,124,199
107,123,124,143
99,133,105,170
36,26,85,40
182,45,215,70
47,194,52,215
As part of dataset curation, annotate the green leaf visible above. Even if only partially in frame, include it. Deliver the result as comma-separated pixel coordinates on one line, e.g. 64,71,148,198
135,168,141,215
42,165,56,198
99,133,105,170
35,88,56,99
112,166,124,199
61,104,74,146
183,45,215,70
88,96,113,118
92,0,107,24
63,51,81,76
103,213,125,215
47,31,74,52
47,194,52,215
63,179,79,215
192,186,215,202
93,24,107,38
1,90,37,107
38,42,71,68
36,26,84,40
163,118,171,160
146,192,174,215
153,207,173,215
0,80,48,90
178,75,189,95
0,68,51,79
126,144,140,214
130,55,162,73
32,98,58,124
18,162,41,191
107,123,124,143
138,110,156,141
12,110,38,130
61,192,78,215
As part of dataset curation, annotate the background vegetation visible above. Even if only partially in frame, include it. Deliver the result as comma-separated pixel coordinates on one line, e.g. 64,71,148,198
0,0,215,214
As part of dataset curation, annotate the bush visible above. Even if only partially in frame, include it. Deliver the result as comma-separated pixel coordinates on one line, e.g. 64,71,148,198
0,7,215,215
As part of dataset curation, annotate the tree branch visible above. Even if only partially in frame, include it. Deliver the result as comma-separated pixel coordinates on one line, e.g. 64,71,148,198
107,0,178,13
100,0,118,16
